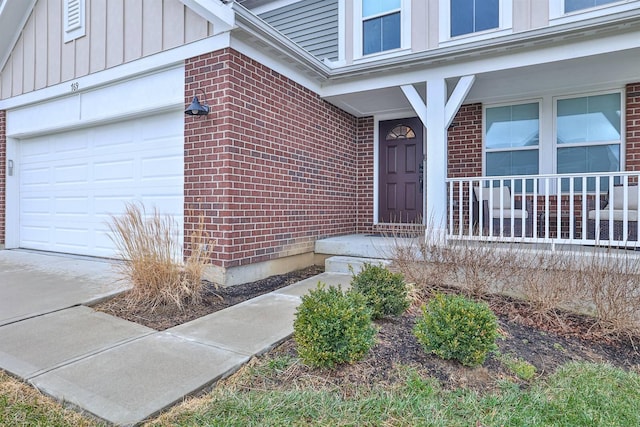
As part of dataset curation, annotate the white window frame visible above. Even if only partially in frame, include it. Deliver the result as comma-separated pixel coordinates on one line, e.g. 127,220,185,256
482,100,542,179
439,0,513,46
353,0,411,60
482,89,625,193
64,0,85,43
549,0,640,25
553,89,625,176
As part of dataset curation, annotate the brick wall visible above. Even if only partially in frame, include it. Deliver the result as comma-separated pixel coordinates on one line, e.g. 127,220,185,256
356,116,374,233
184,48,358,269
447,103,483,178
626,83,640,171
0,110,4,246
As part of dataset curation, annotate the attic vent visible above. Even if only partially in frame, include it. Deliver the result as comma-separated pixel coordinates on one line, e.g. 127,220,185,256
64,0,85,43
66,0,81,30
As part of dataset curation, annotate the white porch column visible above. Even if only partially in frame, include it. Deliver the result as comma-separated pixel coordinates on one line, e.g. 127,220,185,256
426,78,448,243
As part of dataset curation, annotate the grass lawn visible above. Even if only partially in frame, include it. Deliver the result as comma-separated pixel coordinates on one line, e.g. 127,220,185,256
152,358,640,427
2,360,639,426
0,371,102,426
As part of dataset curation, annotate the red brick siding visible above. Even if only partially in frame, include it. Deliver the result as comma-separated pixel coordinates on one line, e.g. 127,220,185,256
184,48,357,269
0,110,5,245
447,103,483,178
356,116,374,233
626,83,640,172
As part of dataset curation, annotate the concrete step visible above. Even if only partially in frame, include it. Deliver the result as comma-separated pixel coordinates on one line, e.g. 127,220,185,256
315,234,417,259
325,256,392,274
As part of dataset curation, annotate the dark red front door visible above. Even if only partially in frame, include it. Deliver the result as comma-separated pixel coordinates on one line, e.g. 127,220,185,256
379,118,424,223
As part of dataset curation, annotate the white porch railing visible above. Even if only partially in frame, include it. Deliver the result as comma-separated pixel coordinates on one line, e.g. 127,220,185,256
446,172,640,248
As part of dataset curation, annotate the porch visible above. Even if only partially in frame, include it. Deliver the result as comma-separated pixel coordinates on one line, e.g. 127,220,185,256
447,171,640,248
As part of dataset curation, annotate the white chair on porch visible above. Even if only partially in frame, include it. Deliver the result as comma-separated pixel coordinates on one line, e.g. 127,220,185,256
472,186,532,237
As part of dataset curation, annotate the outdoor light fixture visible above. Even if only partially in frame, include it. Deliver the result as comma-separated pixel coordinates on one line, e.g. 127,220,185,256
185,89,210,116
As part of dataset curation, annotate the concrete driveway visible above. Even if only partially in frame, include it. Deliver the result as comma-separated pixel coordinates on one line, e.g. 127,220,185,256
0,250,127,326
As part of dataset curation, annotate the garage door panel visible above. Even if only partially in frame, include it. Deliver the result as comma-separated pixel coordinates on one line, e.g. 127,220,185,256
94,159,135,183
53,131,89,155
54,164,89,184
19,112,184,258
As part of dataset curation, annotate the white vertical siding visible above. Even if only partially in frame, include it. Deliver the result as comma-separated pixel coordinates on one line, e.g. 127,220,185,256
34,2,48,90
89,0,106,74
0,0,214,100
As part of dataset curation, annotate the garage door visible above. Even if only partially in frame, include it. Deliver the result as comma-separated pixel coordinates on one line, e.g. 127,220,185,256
18,112,184,258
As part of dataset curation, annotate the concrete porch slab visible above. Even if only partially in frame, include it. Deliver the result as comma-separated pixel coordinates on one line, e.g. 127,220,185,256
169,293,302,356
30,332,249,427
0,306,154,379
315,234,416,259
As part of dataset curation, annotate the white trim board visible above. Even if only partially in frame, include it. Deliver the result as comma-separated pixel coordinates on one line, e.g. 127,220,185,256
7,66,185,138
0,33,230,111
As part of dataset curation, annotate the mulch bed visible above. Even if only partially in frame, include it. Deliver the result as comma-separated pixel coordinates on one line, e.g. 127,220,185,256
94,265,640,392
94,265,324,331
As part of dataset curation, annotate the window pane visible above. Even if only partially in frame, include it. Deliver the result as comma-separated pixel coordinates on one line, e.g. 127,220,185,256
565,0,619,13
381,12,401,51
487,150,538,192
486,103,539,149
363,0,400,17
486,150,539,176
363,12,400,55
451,0,474,37
363,17,382,55
451,0,499,37
475,0,499,32
557,144,619,174
557,93,621,144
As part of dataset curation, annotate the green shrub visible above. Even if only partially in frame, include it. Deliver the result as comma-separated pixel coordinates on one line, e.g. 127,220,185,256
413,293,498,367
350,263,410,320
293,284,376,368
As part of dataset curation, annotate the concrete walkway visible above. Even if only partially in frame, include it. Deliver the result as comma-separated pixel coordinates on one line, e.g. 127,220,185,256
0,250,351,426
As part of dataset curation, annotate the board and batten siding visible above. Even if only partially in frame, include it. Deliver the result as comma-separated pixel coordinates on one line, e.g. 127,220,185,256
0,0,214,100
260,0,339,62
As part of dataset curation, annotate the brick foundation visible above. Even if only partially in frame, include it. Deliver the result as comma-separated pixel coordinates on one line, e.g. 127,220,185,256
184,48,358,270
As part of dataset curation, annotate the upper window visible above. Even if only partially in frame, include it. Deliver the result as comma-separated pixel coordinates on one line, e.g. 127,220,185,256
451,0,499,37
362,0,401,55
440,0,512,44
564,0,620,13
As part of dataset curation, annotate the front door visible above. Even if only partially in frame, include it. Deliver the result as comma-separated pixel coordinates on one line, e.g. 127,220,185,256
379,118,424,223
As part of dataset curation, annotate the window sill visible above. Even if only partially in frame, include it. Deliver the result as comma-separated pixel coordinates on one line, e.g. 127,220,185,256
549,0,640,25
353,47,412,64
439,28,513,48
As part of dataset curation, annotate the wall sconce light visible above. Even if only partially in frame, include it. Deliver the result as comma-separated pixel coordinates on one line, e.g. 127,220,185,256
185,89,210,116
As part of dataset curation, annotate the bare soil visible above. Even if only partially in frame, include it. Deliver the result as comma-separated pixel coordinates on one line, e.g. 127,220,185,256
94,267,640,392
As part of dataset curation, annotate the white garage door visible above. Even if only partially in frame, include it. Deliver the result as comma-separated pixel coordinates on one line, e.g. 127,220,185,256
18,112,184,258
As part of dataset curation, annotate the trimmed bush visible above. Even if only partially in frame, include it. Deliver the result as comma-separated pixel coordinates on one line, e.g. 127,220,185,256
350,263,410,320
293,284,376,368
413,293,498,367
